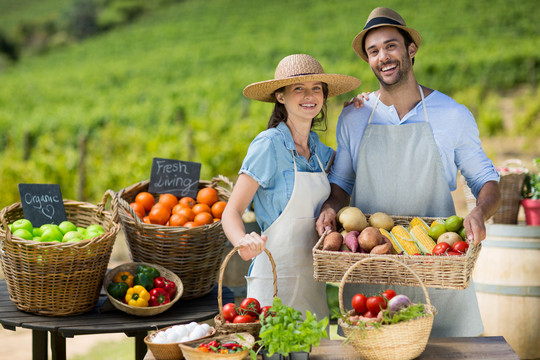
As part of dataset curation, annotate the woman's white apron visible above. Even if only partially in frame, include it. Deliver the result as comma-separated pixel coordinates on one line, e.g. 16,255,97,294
346,86,483,337
246,151,330,320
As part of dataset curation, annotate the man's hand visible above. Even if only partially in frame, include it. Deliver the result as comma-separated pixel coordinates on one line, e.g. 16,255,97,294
316,207,337,236
343,92,371,108
462,181,500,245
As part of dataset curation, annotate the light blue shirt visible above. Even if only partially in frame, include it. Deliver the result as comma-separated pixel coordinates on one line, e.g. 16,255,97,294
240,122,334,232
329,90,499,198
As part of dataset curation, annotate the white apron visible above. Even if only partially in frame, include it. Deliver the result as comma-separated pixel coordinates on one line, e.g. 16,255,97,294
246,151,330,320
345,86,484,337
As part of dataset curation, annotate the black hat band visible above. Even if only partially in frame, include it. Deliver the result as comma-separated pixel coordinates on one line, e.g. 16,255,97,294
363,17,403,30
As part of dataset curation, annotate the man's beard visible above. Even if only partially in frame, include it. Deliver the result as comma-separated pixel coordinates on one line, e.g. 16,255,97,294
373,55,413,89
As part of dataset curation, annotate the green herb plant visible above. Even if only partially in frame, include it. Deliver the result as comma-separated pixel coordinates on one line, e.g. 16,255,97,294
522,158,540,200
250,297,328,359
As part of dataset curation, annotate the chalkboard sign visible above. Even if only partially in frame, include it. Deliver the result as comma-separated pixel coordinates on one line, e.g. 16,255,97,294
18,183,67,227
148,157,201,198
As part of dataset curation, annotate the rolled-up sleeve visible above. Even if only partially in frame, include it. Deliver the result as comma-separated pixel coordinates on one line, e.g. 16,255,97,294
240,135,277,189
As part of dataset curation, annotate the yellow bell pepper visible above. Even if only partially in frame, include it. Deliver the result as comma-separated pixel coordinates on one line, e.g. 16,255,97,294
125,285,150,307
113,271,134,287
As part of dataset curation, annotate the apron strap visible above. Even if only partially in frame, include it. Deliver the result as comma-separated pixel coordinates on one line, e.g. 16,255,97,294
368,84,428,124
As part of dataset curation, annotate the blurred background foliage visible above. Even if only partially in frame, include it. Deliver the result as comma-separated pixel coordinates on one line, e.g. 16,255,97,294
0,0,539,209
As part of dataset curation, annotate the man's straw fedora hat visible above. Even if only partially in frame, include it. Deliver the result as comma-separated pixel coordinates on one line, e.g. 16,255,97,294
352,7,422,62
243,54,361,102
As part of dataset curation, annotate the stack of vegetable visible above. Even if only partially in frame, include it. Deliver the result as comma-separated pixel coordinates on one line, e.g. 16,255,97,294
107,264,177,307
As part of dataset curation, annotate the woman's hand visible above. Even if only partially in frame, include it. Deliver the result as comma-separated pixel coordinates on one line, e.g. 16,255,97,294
343,92,371,108
238,233,267,260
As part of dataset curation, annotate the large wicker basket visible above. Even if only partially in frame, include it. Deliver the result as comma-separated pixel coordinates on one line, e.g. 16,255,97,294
461,159,528,224
338,257,436,360
313,215,481,289
114,176,232,300
214,246,277,339
0,190,120,316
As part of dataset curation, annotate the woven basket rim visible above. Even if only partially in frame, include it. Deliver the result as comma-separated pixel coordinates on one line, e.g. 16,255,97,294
178,332,255,360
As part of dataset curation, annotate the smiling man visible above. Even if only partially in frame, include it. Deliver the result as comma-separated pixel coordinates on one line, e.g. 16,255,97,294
316,7,500,337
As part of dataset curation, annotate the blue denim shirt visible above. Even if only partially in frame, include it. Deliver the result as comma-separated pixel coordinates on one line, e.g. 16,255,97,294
240,122,334,233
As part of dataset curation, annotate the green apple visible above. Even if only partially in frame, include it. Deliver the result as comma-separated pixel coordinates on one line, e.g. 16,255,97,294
63,230,84,242
12,219,33,234
86,224,105,234
84,231,101,240
40,227,64,242
59,220,77,235
40,223,61,234
32,227,42,237
33,237,41,241
13,228,33,240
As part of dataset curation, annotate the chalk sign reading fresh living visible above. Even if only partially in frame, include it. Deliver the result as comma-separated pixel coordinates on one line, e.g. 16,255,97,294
148,158,201,198
18,183,67,227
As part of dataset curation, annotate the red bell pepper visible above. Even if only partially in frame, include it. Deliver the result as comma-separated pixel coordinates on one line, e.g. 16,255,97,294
148,287,170,306
153,276,177,298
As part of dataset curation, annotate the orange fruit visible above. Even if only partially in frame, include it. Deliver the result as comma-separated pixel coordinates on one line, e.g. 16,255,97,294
148,205,170,225
135,192,155,212
192,203,211,215
172,203,184,214
179,197,196,208
183,221,197,228
194,212,214,226
143,216,151,224
196,188,219,207
211,201,227,219
177,207,195,221
169,213,188,227
159,193,179,210
129,202,146,219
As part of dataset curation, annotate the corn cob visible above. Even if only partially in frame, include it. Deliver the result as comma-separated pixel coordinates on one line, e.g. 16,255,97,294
379,228,404,254
391,225,421,255
409,217,429,233
410,224,437,254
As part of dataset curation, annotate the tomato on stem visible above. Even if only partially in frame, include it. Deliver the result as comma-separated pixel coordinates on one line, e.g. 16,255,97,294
239,297,261,318
366,295,386,314
351,293,367,314
222,303,238,322
432,242,451,255
233,314,255,323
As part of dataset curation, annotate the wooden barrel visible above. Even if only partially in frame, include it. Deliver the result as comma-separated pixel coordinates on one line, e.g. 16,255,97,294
473,224,540,359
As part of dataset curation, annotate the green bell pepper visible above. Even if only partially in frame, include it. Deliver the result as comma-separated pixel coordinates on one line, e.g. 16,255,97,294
133,271,154,291
135,265,160,280
107,281,129,300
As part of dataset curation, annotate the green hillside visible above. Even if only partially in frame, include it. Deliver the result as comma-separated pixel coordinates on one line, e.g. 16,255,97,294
0,0,539,208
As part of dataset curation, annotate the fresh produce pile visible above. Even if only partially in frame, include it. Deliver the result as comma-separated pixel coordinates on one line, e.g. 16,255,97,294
147,322,213,344
221,297,271,324
345,289,431,329
323,206,470,256
128,187,227,227
107,264,177,307
7,218,105,242
196,339,246,354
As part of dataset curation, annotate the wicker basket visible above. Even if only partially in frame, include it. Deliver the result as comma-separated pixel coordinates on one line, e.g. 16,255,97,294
103,261,183,316
338,257,436,360
313,215,481,289
144,324,217,360
178,332,255,360
214,246,277,338
114,176,232,300
461,159,528,224
0,190,120,316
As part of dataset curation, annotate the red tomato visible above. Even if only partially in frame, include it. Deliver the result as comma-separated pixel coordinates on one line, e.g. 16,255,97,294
363,310,378,318
239,297,261,317
446,250,461,256
233,314,255,323
382,289,396,301
351,294,368,314
452,241,469,254
432,242,450,255
366,296,387,314
222,303,238,322
260,305,273,318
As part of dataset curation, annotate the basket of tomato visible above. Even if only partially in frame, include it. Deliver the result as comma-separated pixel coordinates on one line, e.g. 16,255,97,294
179,332,255,360
114,176,232,300
213,246,277,338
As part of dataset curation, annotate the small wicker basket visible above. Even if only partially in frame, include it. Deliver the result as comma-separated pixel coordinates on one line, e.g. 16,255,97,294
0,190,120,316
338,257,436,360
144,324,217,360
214,246,277,339
114,176,232,300
461,159,527,224
313,215,481,289
178,332,255,360
103,261,183,316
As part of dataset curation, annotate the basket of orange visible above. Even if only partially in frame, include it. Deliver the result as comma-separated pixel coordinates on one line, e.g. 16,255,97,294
114,176,232,300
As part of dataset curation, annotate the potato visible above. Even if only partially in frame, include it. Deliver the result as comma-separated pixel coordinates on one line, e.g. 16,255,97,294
437,232,461,247
358,227,383,252
339,207,367,232
370,235,394,254
368,212,394,231
323,231,343,251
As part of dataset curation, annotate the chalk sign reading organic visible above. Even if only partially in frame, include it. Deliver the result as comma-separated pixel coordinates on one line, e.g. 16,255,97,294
148,157,201,198
18,183,67,227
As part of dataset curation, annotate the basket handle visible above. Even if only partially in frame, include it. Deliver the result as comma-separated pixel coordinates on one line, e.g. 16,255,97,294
209,175,234,193
217,246,277,316
114,193,145,229
96,189,119,225
338,257,432,316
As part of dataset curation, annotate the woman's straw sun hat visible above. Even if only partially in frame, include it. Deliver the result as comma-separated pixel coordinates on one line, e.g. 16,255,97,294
243,54,361,102
352,7,422,62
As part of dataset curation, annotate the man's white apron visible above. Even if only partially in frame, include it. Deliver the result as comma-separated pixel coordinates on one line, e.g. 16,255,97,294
246,151,330,320
347,86,483,337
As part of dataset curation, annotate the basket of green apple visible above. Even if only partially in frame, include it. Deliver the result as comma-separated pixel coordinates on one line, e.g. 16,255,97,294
0,190,120,316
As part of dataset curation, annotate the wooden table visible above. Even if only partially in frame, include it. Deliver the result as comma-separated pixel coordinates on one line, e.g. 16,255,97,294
144,336,519,359
0,279,234,360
